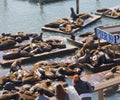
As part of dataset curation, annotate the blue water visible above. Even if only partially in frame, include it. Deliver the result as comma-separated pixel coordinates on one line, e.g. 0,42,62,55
0,0,120,99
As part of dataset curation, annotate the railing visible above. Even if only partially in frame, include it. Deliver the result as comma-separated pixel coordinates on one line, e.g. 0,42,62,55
94,76,120,100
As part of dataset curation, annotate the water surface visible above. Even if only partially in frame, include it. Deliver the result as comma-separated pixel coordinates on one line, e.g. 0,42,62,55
0,0,120,99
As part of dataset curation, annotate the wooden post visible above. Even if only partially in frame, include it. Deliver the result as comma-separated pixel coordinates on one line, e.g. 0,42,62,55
98,90,104,100
40,0,43,5
76,0,79,14
113,44,116,58
98,38,101,49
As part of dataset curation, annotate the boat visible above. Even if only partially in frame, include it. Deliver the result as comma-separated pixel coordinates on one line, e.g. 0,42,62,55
42,13,101,35
95,6,120,19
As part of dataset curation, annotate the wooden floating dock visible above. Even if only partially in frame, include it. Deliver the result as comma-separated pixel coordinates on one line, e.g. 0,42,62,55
67,37,109,48
42,15,101,35
85,58,120,73
95,6,120,19
29,0,65,3
0,46,78,66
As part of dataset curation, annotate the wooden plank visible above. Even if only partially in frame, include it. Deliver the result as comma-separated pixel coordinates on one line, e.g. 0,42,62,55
97,25,120,34
95,6,120,19
42,15,101,35
0,46,78,66
67,38,83,47
94,76,120,91
67,38,109,49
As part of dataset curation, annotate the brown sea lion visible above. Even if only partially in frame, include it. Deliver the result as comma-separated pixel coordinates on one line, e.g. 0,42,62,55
30,81,54,97
22,71,40,84
76,47,86,58
20,50,34,57
45,18,68,28
19,92,36,100
82,36,94,48
3,51,20,60
32,61,48,71
97,8,109,13
46,39,66,49
0,39,16,49
10,59,22,73
31,33,43,43
0,76,9,88
0,93,19,100
79,13,91,20
75,17,84,27
79,32,93,37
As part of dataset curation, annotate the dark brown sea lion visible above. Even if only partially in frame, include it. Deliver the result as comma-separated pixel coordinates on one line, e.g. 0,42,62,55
32,61,48,71
52,40,66,48
10,59,22,73
31,33,43,43
1,33,11,37
30,81,54,97
76,47,86,58
82,36,94,47
3,51,20,60
75,17,84,27
17,32,29,40
19,92,36,100
79,32,93,37
79,13,91,20
0,93,19,100
20,50,34,57
0,76,9,88
8,73,22,85
0,39,16,49
78,49,91,62
22,71,40,84
64,23,73,33
97,8,109,13
45,18,68,28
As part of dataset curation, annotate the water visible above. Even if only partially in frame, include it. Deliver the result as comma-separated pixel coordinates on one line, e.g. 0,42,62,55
0,0,120,99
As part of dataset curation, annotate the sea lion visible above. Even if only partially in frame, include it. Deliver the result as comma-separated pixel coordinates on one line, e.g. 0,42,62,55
20,50,34,57
19,91,36,100
46,39,66,49
10,59,22,73
3,51,20,60
45,18,69,28
75,47,86,58
31,33,43,43
0,39,16,49
79,32,93,37
75,17,84,27
0,93,19,100
0,76,9,88
79,13,91,20
30,81,54,97
97,8,109,13
65,23,73,34
82,36,94,48
70,7,77,21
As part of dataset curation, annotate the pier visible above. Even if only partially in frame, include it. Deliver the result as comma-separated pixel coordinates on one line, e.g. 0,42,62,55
94,76,120,100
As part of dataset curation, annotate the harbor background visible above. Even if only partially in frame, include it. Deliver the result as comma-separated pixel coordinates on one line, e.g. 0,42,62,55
0,0,120,99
